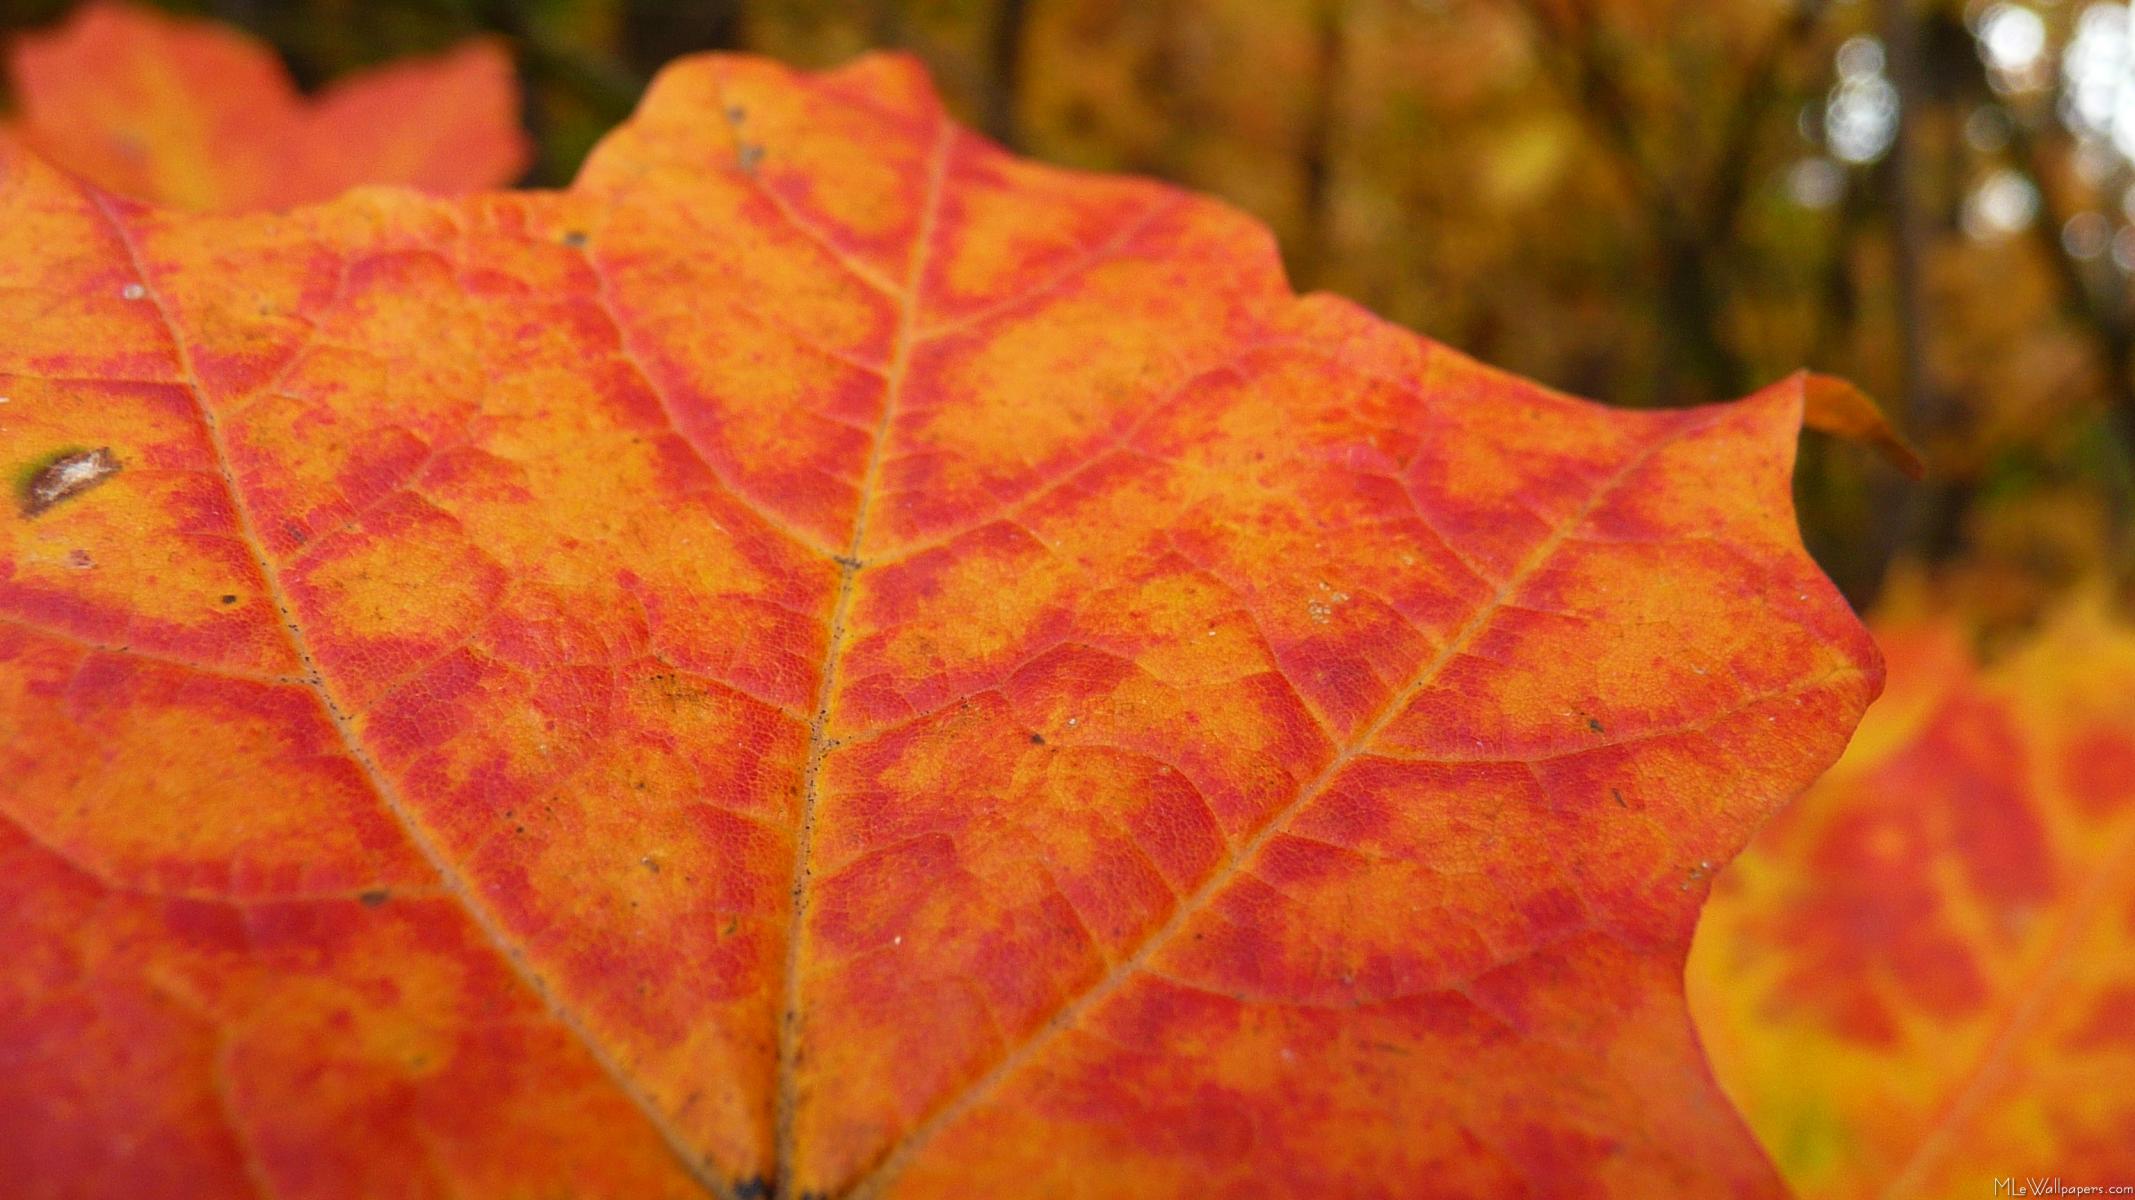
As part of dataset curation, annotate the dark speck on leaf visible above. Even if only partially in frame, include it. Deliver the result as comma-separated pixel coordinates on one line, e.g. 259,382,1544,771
220,594,238,605
733,1177,771,1200
561,230,588,248
738,142,765,173
358,889,389,907
1587,718,1605,734
21,447,119,516
1029,732,1045,745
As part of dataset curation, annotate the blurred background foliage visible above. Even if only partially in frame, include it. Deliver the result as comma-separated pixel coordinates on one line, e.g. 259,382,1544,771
4,0,2131,628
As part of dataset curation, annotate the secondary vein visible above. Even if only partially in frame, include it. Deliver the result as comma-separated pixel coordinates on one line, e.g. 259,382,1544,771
82,188,731,1199
842,407,1723,1199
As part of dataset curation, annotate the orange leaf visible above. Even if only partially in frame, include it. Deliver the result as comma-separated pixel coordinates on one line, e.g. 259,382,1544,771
1689,596,2135,1198
1,52,1878,1198
3,0,529,213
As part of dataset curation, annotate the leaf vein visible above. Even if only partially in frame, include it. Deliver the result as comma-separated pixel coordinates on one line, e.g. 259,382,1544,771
79,187,735,1200
841,404,1729,1198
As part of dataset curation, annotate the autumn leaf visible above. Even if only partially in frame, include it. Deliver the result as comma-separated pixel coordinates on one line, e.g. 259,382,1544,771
0,51,1881,1198
1689,593,2135,1198
3,0,529,213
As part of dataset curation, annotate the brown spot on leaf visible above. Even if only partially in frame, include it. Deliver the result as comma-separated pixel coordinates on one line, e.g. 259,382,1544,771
21,447,119,516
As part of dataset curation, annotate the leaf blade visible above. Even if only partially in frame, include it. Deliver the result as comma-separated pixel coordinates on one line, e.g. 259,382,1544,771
0,51,1879,1199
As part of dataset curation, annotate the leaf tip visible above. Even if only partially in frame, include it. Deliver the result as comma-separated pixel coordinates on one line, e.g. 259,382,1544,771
1798,373,1926,479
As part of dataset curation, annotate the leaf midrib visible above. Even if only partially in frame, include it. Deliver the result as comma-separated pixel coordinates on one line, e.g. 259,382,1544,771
770,110,955,1200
